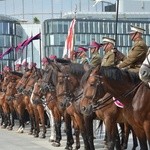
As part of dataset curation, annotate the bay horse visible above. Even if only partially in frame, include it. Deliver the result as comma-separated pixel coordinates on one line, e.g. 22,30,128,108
32,58,62,146
1,72,22,130
89,65,150,150
16,70,36,135
55,62,95,150
80,67,138,150
22,67,47,138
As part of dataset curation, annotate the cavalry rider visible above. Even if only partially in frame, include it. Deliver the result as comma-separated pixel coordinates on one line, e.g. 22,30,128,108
15,64,22,73
101,37,116,67
29,62,37,72
49,55,57,61
22,61,29,72
117,25,148,73
101,37,125,67
71,51,78,63
89,41,102,67
3,66,11,77
76,46,89,65
42,57,51,71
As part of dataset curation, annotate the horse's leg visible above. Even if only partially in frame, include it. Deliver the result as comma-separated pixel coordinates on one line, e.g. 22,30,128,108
143,121,150,149
74,114,92,150
18,104,26,133
51,106,62,147
104,117,117,150
64,111,74,150
73,121,80,150
131,127,138,150
26,106,34,135
33,105,40,138
84,115,95,150
133,125,148,150
46,108,56,142
37,104,46,138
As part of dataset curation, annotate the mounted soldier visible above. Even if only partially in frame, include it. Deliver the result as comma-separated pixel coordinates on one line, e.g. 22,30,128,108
22,61,29,72
101,37,125,67
76,46,89,65
117,25,148,73
89,41,102,67
15,64,22,73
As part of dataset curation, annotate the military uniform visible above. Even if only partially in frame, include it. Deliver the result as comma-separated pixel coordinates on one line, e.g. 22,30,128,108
101,50,115,66
118,39,148,73
80,57,89,65
90,52,101,67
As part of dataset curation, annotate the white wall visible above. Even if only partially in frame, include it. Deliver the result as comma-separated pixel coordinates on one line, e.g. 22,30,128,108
119,0,150,13
20,23,42,68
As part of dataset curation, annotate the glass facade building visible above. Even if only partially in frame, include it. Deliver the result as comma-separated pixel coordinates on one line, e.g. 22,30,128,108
0,15,23,71
43,18,150,58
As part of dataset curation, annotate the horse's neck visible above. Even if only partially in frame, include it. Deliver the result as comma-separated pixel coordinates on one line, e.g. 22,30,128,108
103,77,135,102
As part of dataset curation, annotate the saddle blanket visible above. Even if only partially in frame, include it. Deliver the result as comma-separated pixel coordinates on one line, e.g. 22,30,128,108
113,97,124,108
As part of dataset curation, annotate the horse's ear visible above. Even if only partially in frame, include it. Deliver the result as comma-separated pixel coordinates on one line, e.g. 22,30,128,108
83,63,90,71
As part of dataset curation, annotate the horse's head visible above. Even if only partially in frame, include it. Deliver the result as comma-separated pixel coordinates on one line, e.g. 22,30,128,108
56,69,76,110
40,66,55,94
80,66,106,115
30,80,43,104
23,69,42,96
16,71,32,93
2,73,16,92
5,81,17,101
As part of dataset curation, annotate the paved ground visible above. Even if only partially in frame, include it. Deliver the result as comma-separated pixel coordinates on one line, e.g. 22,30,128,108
0,119,140,150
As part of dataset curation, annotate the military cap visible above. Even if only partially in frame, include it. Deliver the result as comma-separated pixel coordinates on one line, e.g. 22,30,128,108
89,41,103,49
102,37,115,45
15,64,22,67
77,46,88,53
49,55,57,60
129,25,145,34
22,61,28,67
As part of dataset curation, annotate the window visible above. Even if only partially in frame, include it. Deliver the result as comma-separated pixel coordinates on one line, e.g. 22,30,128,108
3,22,9,34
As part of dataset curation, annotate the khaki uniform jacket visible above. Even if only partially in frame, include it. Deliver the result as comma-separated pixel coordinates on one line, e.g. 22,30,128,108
90,52,101,67
80,57,89,65
101,50,115,67
119,39,148,71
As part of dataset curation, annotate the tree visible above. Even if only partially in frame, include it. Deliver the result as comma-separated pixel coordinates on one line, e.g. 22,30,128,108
33,17,40,24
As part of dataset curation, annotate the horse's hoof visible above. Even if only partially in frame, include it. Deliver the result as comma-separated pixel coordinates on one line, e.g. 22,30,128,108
40,134,46,139
65,145,73,150
49,139,55,142
8,126,13,130
34,134,39,138
1,125,6,129
28,131,33,135
73,145,80,150
52,142,61,147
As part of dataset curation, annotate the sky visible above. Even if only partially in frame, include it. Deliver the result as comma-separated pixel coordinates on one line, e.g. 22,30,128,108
0,0,116,23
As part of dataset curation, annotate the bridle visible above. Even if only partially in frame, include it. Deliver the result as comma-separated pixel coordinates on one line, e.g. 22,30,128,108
84,72,142,111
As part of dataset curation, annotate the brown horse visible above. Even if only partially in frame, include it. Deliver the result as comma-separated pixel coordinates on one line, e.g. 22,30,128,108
55,63,95,150
88,65,150,150
16,70,36,135
31,59,62,146
23,68,47,138
80,67,138,150
1,72,22,130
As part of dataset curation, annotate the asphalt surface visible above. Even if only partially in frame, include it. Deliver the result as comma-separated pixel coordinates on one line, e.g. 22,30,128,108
0,119,141,150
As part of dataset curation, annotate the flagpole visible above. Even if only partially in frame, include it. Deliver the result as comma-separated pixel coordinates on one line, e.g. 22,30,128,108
31,40,33,62
115,0,119,47
39,32,42,69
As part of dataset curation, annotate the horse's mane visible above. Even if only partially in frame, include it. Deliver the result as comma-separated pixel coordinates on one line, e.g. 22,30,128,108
80,67,93,86
100,66,140,84
10,71,23,77
56,58,71,64
69,63,85,76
